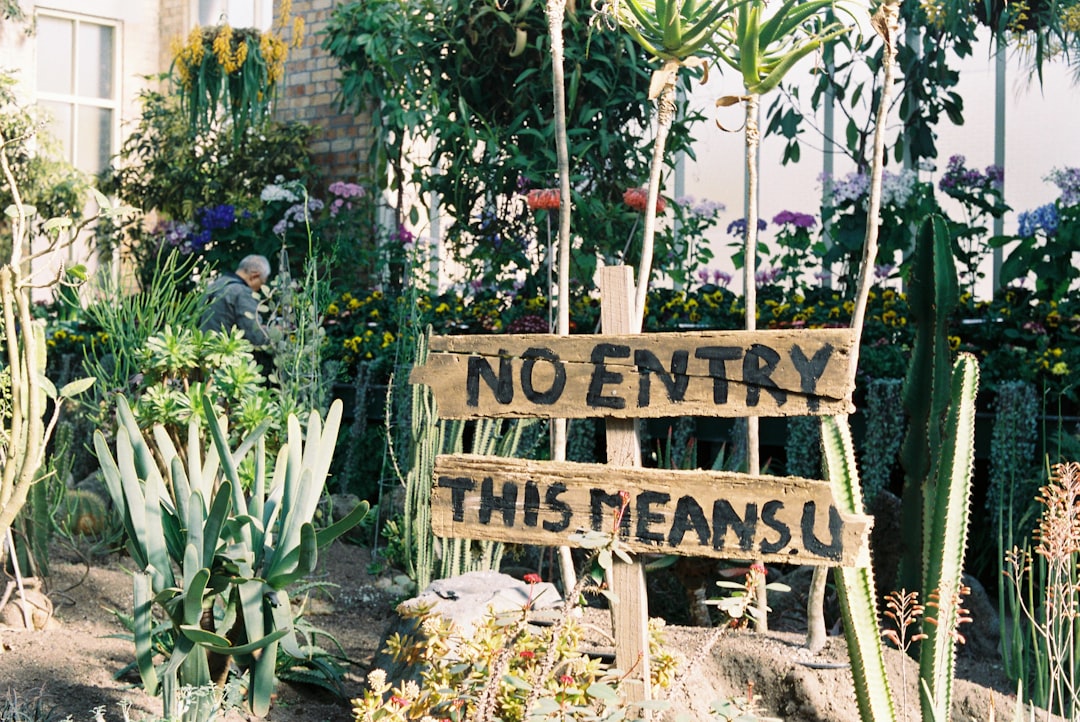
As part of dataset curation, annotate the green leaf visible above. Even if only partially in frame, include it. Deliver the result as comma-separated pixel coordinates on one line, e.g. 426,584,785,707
58,377,95,397
587,682,619,701
503,674,532,690
42,216,72,232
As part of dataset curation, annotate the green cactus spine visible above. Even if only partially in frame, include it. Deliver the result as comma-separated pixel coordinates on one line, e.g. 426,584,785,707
822,414,897,722
918,353,979,721
899,214,959,594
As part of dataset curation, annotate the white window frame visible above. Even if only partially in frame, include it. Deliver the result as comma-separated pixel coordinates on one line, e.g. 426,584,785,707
34,9,121,176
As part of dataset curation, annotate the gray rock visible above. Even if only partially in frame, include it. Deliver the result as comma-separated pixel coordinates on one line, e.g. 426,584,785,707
371,571,563,688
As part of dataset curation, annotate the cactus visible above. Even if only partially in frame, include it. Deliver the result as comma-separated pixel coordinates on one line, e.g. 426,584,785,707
94,395,369,719
400,330,538,589
918,353,979,722
821,414,898,722
898,214,959,594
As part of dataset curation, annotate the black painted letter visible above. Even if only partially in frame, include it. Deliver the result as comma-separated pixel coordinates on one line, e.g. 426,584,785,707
669,495,710,547
437,476,475,522
591,489,630,535
634,350,690,407
521,347,566,405
790,343,834,412
744,344,786,407
695,347,742,404
712,499,758,551
801,502,843,560
586,344,631,410
466,352,514,407
635,491,670,545
479,477,518,527
543,483,573,532
759,500,791,555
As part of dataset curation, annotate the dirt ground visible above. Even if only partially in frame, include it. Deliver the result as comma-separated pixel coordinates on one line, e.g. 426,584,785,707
0,541,1024,722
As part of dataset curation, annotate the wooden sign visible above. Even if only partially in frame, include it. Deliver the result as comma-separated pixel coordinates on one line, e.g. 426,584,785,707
409,328,856,420
432,454,872,568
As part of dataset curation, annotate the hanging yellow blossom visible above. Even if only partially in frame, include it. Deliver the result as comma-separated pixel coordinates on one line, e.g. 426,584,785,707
292,16,305,48
1063,5,1080,32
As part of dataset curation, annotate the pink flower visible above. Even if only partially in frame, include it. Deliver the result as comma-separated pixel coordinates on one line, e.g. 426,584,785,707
526,188,560,211
560,675,575,686
524,573,542,584
520,650,536,659
390,695,409,707
623,187,666,214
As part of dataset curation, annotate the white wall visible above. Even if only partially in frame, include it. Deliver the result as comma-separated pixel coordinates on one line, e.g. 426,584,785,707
678,28,1080,297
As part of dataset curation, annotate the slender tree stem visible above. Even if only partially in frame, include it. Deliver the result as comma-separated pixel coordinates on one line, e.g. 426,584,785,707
546,0,577,591
848,0,899,385
633,64,677,332
743,92,768,632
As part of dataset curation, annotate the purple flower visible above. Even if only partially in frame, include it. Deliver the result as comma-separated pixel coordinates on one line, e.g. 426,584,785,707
1048,167,1080,206
1017,203,1059,238
755,267,781,286
396,224,415,246
874,264,896,282
772,210,816,229
726,217,768,236
196,204,236,232
713,270,732,287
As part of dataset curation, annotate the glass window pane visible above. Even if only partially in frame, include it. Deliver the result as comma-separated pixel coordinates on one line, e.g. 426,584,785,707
78,23,114,99
76,106,112,175
36,16,73,94
39,100,73,163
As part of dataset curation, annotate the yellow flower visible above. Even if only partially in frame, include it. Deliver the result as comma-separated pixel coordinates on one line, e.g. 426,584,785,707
948,336,961,351
381,331,395,348
292,16,305,48
1051,361,1069,376
348,297,361,310
213,24,233,69
326,303,339,315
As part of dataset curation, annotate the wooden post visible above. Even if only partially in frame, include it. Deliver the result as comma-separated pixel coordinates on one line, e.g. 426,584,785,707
599,266,651,713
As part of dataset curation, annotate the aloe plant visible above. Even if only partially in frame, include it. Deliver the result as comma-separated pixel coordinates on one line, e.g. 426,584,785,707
95,395,368,719
601,0,735,329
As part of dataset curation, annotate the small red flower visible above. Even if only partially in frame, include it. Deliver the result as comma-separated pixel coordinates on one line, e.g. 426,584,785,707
623,187,666,214
390,695,409,707
526,188,560,211
524,573,542,584
560,675,575,686
519,650,536,659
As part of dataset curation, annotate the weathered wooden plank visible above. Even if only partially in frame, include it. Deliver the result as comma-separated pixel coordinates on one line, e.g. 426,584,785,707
431,453,874,568
599,267,651,709
409,328,856,419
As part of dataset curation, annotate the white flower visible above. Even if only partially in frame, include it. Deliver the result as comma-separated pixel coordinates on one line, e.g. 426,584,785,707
367,668,387,690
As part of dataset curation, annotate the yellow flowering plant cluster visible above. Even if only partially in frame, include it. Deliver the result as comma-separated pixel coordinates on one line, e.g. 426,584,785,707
170,0,304,140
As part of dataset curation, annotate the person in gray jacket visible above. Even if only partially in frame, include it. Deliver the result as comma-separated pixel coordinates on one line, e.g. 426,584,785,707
200,254,271,346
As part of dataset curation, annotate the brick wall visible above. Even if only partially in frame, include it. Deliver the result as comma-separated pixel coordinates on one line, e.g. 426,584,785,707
275,0,373,186
158,0,189,77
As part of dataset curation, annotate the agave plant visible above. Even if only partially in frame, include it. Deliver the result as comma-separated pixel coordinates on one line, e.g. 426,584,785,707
95,395,369,719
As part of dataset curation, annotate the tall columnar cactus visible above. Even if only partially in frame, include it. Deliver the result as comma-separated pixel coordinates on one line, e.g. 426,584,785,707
898,214,959,595
918,353,979,721
821,415,897,722
95,396,368,719
402,331,538,589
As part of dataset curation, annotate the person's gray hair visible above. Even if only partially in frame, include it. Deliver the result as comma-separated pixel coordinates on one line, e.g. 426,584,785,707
237,254,271,280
